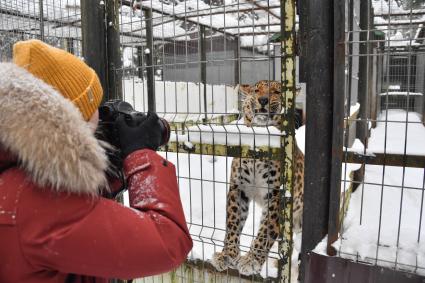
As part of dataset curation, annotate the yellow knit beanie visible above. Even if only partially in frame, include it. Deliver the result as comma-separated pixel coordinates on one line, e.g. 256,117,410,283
13,39,103,121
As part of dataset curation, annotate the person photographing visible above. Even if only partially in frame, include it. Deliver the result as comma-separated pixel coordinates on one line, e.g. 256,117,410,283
0,39,192,283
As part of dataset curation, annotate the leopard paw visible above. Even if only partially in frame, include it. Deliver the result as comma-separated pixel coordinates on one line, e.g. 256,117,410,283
237,253,263,276
210,251,239,272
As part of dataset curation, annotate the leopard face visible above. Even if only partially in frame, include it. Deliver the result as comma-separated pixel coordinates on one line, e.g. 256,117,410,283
239,80,282,127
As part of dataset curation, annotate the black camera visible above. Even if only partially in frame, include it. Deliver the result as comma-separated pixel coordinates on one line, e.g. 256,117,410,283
97,100,171,150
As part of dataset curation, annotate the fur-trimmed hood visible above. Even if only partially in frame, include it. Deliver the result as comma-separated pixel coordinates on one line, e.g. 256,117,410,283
0,63,108,195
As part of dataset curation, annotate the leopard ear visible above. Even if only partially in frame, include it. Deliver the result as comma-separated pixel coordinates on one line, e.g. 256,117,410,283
236,84,253,100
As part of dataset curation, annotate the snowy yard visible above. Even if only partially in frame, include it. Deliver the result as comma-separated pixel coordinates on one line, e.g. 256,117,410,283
155,125,362,280
334,110,425,275
121,81,425,279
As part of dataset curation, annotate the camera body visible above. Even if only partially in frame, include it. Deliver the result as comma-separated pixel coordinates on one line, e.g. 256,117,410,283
97,100,170,150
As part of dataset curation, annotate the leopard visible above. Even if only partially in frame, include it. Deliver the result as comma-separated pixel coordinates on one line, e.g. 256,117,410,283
210,80,305,276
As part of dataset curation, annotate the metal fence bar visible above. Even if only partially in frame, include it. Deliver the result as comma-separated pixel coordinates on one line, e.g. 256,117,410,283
278,0,295,281
144,8,155,112
106,0,123,100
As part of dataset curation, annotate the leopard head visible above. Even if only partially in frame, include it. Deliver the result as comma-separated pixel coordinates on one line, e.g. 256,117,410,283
239,80,282,127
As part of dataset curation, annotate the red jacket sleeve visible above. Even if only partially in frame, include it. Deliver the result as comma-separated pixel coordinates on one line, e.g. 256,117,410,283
18,149,192,279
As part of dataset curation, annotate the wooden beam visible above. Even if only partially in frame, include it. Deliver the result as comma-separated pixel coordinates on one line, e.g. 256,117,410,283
344,151,425,168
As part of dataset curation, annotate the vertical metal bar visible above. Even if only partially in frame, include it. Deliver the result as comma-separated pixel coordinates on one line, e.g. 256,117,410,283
327,0,345,256
300,0,334,281
38,0,44,40
297,0,307,83
356,0,370,143
199,25,207,122
105,0,123,100
66,37,74,54
234,36,240,85
279,0,295,281
81,0,107,102
137,45,144,80
144,8,155,112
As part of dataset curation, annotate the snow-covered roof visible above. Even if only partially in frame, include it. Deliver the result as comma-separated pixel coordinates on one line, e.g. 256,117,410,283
0,0,281,50
2,0,424,50
372,0,425,47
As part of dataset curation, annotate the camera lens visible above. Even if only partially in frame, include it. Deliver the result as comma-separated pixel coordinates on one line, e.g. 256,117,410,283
98,104,115,121
158,118,171,146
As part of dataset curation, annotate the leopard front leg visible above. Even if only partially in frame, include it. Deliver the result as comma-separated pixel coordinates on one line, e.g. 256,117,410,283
211,160,250,272
237,189,280,275
211,183,250,271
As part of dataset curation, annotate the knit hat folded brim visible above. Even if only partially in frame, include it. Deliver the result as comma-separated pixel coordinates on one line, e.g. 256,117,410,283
13,39,103,121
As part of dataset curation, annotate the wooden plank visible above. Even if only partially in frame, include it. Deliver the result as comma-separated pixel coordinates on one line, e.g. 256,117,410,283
344,151,425,168
162,141,283,160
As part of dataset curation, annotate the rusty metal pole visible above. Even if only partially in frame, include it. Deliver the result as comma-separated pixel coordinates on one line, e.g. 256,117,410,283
278,0,296,282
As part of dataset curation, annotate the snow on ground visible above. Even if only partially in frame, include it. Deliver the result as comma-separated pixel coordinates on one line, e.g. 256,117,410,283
368,110,425,155
334,110,425,275
157,151,281,279
155,124,361,280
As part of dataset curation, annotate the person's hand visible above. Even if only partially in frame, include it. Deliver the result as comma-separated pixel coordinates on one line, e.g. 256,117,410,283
116,112,162,158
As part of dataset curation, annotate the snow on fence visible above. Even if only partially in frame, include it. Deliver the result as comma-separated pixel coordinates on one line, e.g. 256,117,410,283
4,0,425,282
123,79,239,125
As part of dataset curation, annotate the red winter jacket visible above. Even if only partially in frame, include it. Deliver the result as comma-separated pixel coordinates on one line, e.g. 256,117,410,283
0,63,192,283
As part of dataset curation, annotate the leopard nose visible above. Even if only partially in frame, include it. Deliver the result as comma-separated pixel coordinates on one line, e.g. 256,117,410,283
258,97,268,106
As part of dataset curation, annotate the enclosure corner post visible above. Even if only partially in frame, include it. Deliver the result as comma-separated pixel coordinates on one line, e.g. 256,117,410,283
327,0,346,256
105,0,123,100
81,0,107,102
300,0,335,280
278,0,296,282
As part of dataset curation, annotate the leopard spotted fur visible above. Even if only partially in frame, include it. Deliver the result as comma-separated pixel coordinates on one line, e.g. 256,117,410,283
210,80,305,275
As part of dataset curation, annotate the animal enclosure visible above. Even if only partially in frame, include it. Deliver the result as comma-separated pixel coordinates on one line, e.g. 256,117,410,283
1,0,425,283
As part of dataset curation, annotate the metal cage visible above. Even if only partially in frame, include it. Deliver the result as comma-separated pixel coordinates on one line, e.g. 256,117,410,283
2,0,425,283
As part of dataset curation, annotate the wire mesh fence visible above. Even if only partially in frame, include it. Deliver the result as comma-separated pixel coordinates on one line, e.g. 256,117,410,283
336,0,425,277
0,0,82,60
1,1,300,281
116,1,300,281
3,0,425,282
